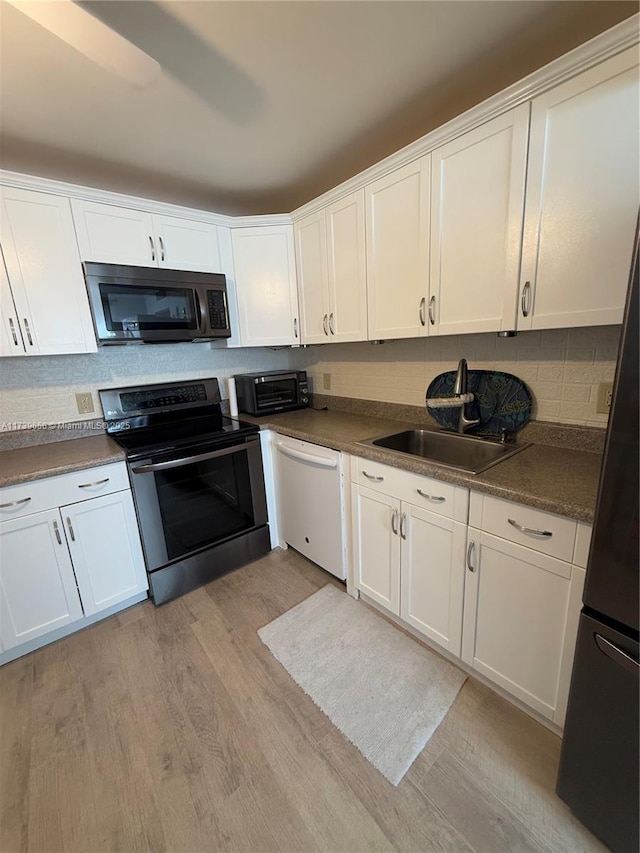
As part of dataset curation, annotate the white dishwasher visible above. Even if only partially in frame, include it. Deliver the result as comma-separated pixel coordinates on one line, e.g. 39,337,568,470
274,435,346,579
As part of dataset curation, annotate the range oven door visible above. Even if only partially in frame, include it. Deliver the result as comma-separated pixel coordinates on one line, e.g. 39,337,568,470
128,435,267,572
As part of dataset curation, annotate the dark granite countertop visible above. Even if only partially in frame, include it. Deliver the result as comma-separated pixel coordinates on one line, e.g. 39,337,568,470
0,409,602,523
0,435,125,488
243,409,602,524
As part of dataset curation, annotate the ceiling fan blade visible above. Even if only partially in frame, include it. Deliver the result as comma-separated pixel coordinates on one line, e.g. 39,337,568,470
6,0,161,88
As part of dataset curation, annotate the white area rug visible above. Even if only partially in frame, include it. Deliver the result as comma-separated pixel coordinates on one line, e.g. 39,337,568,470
258,584,467,785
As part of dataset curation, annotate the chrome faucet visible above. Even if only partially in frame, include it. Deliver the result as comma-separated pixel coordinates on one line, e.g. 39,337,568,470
453,359,480,433
426,358,481,434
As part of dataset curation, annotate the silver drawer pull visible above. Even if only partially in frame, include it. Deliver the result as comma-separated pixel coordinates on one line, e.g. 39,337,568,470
416,489,445,503
363,471,384,482
78,478,110,489
508,518,553,538
0,496,31,509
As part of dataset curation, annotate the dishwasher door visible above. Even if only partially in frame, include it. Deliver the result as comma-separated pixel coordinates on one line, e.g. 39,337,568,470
274,436,346,579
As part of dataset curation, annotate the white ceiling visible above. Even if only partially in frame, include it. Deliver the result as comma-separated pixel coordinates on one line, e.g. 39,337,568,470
0,1,635,214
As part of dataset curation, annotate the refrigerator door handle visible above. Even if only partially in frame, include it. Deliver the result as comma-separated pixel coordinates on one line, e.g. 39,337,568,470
594,633,640,677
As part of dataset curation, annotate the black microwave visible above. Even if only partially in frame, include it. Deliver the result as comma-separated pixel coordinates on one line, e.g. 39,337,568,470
234,370,309,415
83,262,231,344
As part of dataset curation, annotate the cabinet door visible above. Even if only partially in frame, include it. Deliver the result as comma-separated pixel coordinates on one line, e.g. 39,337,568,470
295,210,329,344
366,157,430,340
462,530,583,720
1,188,97,354
232,225,299,346
0,249,24,356
326,189,368,342
62,491,148,617
400,505,466,656
352,484,400,614
0,509,83,650
519,48,639,330
71,199,156,267
429,106,529,335
152,214,221,273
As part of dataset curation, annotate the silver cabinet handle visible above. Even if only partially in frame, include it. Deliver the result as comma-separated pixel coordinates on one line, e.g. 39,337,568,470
416,489,445,503
322,314,329,336
23,319,33,346
594,634,639,676
428,295,436,325
467,541,476,572
158,236,165,262
329,312,335,335
521,281,531,317
53,519,62,545
0,496,31,509
400,512,407,540
362,471,383,482
8,318,18,346
293,318,298,338
149,235,156,261
391,508,399,535
78,478,110,489
508,518,552,538
419,297,426,327
66,517,76,542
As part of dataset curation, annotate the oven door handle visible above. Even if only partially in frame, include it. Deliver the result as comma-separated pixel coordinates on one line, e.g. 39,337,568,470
130,440,253,474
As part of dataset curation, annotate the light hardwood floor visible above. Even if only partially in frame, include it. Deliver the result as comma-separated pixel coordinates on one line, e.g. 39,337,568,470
0,548,604,853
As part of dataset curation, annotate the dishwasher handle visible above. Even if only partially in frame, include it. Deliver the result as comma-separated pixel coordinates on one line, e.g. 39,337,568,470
275,441,338,469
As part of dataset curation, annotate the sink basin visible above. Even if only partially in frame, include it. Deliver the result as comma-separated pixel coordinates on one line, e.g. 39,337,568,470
358,429,530,474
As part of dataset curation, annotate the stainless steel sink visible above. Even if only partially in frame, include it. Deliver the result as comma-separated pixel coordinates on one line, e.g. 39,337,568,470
358,429,530,474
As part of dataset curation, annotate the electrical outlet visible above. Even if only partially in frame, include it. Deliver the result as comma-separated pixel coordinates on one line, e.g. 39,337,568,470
75,392,94,415
596,382,613,414
323,373,331,391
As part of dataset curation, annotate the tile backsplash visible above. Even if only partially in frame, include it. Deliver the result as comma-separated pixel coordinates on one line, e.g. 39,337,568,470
0,325,620,429
0,344,295,427
298,326,621,428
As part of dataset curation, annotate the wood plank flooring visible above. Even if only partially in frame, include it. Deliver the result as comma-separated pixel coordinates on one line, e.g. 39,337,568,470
0,548,605,853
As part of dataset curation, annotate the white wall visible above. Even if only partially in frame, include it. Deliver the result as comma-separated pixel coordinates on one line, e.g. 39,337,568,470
0,325,619,429
299,325,620,428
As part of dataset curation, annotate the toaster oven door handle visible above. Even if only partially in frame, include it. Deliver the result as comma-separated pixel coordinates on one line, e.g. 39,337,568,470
131,441,255,474
275,442,338,469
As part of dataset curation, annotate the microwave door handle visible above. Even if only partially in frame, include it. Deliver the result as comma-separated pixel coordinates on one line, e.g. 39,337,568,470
194,287,207,334
131,440,254,474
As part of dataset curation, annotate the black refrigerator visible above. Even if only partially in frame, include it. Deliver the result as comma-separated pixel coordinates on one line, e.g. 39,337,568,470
556,225,639,853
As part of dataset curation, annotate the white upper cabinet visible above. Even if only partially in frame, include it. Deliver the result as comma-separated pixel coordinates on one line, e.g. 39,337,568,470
295,209,329,344
296,189,367,345
0,187,97,355
429,105,530,335
148,213,221,273
231,225,299,346
71,199,221,272
519,48,640,330
366,157,430,340
326,189,367,342
0,251,24,357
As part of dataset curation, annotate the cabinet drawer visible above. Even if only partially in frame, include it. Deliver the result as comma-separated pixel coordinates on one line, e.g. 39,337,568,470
469,492,577,563
351,456,467,522
0,462,130,519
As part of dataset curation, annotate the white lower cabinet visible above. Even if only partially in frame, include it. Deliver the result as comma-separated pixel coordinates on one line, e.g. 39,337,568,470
351,457,468,655
62,490,148,616
400,504,467,657
0,462,148,661
0,509,83,649
464,493,590,725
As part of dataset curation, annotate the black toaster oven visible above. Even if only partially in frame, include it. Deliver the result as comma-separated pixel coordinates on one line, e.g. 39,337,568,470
234,370,309,415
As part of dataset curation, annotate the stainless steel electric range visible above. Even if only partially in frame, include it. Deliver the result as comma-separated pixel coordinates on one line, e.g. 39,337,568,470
100,378,270,605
